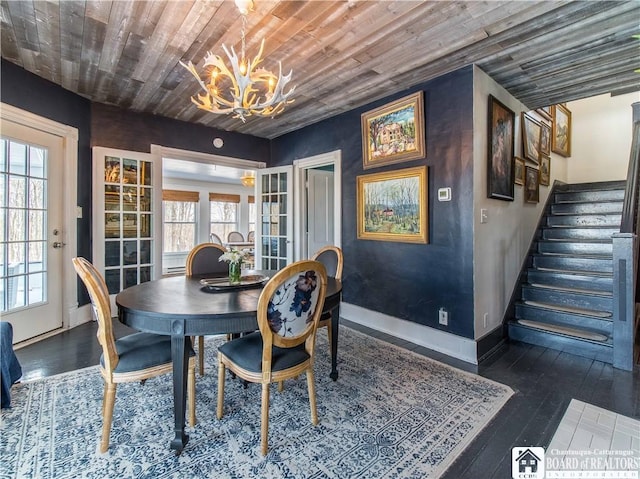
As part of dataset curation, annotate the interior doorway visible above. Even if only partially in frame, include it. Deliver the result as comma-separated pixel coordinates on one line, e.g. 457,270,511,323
294,150,342,260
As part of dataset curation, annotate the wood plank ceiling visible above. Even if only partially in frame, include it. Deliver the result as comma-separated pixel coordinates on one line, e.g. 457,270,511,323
1,1,638,139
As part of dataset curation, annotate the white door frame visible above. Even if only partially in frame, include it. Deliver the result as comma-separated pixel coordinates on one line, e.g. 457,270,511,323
1,103,79,330
293,150,342,260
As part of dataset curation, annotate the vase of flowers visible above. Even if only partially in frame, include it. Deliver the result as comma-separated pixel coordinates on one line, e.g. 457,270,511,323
219,249,246,285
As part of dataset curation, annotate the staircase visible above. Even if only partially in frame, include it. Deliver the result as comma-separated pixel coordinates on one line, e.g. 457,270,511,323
509,181,626,363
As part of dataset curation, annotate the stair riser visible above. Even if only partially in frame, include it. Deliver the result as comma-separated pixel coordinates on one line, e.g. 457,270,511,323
555,190,625,203
546,214,621,227
522,286,612,312
527,269,613,292
508,323,613,363
515,303,613,335
551,202,623,215
533,255,613,273
537,241,612,256
542,228,618,240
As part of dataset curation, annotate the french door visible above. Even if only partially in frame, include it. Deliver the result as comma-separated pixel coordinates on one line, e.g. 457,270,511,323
1,119,64,343
255,166,293,270
92,148,162,303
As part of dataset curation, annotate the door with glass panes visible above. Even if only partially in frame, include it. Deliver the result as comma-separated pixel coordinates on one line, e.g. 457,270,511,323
1,119,64,342
92,148,161,302
255,166,293,270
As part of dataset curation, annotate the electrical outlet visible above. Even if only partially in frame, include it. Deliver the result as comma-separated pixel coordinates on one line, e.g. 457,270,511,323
483,312,488,328
438,307,448,326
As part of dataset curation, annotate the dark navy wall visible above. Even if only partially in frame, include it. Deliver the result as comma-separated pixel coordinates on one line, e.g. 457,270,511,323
91,103,269,162
271,66,475,339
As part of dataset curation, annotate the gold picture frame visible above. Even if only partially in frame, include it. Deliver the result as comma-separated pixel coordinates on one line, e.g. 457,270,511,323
361,91,425,169
522,112,542,165
552,104,572,157
357,166,428,243
514,157,525,186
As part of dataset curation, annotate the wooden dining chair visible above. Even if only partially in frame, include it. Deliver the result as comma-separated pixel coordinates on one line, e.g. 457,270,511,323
311,245,343,347
227,231,244,242
247,230,255,242
72,257,196,453
185,243,228,375
217,260,328,456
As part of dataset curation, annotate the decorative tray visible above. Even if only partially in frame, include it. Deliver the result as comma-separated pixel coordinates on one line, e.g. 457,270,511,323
200,274,269,292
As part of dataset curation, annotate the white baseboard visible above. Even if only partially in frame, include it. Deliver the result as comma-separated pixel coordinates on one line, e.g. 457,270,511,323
68,303,93,329
341,302,478,365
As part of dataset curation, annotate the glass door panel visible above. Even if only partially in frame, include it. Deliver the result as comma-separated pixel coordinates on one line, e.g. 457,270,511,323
255,166,292,270
97,151,156,295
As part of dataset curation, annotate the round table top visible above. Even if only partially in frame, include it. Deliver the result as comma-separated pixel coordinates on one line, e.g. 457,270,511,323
115,270,342,335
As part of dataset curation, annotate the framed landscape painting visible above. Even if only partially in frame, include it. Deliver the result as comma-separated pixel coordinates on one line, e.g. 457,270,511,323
487,95,515,201
357,166,428,243
552,104,572,157
361,91,425,169
522,113,542,165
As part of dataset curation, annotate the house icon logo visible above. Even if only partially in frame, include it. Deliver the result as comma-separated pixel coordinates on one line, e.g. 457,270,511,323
512,447,545,479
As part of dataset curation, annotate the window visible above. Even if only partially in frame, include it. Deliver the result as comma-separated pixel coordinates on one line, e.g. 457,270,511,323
248,195,256,236
210,193,239,241
163,190,198,253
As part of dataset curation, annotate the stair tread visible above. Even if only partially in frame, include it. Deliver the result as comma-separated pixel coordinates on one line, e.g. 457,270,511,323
528,283,612,296
516,319,609,342
538,252,612,258
523,300,612,318
535,266,613,277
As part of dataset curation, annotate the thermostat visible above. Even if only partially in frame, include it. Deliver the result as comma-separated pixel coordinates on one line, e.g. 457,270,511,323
438,187,451,201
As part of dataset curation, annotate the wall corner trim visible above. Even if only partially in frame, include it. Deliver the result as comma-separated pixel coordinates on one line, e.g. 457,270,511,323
341,302,478,364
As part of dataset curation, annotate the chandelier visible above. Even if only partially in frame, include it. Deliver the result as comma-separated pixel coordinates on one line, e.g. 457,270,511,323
179,0,295,122
240,171,256,187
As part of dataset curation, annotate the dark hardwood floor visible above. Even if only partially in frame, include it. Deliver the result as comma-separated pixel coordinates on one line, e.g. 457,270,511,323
12,318,639,479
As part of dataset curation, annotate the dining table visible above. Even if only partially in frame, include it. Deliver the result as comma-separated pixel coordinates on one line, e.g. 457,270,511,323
115,269,342,453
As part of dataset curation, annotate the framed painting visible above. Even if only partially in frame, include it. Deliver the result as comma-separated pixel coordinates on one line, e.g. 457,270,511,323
522,113,542,165
361,91,425,169
487,95,515,201
540,156,550,186
552,104,572,157
514,157,525,186
357,166,428,243
524,166,540,203
540,121,551,156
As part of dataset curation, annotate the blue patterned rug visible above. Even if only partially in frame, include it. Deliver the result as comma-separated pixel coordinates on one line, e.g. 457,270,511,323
1,327,513,478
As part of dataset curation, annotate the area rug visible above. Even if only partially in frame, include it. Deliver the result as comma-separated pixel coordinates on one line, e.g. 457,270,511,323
1,326,513,478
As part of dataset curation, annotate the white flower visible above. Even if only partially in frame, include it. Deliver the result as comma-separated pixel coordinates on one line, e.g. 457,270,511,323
219,249,246,264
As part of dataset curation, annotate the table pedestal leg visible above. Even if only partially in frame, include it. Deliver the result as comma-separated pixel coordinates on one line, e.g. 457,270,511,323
329,304,340,381
170,334,190,453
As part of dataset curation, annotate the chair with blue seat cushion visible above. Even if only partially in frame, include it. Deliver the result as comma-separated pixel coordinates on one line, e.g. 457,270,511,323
216,259,328,456
72,257,196,453
185,243,228,375
311,245,343,348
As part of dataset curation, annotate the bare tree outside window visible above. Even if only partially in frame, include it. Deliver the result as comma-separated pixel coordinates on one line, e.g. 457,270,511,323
210,200,238,240
163,201,196,253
